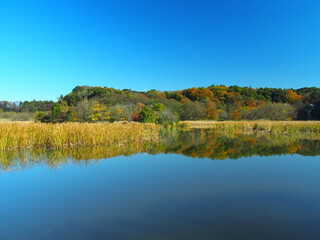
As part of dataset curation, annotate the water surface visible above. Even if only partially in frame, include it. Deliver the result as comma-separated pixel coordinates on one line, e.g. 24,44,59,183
0,130,320,240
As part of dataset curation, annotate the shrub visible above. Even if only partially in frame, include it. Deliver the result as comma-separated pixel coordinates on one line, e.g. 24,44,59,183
139,106,156,123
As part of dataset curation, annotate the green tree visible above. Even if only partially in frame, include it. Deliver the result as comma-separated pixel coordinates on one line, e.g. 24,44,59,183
153,103,166,112
51,103,61,117
139,106,156,123
66,109,75,122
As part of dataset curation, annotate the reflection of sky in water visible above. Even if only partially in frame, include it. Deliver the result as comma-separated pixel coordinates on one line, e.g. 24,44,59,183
1,153,320,240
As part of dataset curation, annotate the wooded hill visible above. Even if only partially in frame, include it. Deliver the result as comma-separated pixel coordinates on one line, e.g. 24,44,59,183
2,85,320,122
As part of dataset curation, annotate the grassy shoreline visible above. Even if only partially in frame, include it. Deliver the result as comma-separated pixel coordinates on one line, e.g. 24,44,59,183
182,120,320,138
1,130,320,172
0,121,319,150
0,122,160,150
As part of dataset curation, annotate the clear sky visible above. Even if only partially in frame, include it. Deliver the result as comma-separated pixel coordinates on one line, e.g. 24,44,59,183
0,0,319,101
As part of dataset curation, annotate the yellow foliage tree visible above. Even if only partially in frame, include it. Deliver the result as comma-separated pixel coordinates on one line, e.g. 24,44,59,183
286,90,302,103
90,103,109,122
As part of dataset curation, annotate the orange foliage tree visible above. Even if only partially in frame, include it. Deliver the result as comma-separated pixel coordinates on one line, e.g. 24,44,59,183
286,90,302,103
206,102,219,120
231,109,242,120
182,87,215,101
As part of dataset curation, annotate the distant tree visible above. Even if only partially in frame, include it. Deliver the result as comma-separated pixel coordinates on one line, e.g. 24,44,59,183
244,97,257,108
20,85,320,123
180,100,206,120
310,91,320,103
231,109,241,120
157,108,179,124
286,90,302,104
206,102,219,120
153,103,166,112
51,103,61,117
90,103,109,122
66,109,75,122
247,103,296,120
271,89,287,103
139,106,156,123
182,87,215,101
75,99,94,122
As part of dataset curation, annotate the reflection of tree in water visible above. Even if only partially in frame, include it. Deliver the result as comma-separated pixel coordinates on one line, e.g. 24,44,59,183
1,129,319,172
163,129,320,159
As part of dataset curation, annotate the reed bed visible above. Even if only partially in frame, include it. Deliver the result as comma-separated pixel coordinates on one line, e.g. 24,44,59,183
0,122,160,150
182,120,320,138
1,129,320,172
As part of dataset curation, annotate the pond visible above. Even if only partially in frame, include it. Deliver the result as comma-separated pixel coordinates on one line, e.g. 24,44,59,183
1,130,320,240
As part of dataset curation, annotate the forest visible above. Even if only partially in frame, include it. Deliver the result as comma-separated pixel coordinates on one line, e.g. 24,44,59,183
1,85,320,123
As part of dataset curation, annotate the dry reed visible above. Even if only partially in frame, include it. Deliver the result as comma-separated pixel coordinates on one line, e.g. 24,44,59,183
182,120,320,138
0,122,160,150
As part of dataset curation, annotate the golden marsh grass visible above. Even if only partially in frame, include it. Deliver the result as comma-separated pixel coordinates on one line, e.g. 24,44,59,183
1,130,320,172
0,122,160,150
0,121,320,151
183,120,320,138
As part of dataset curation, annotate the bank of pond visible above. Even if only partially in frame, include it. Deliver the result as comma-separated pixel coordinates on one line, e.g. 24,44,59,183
0,121,319,151
1,129,319,172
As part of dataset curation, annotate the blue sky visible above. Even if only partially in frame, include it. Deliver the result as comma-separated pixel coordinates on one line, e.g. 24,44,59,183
0,0,319,101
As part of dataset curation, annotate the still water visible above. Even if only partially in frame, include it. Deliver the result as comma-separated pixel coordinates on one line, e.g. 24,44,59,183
0,130,320,240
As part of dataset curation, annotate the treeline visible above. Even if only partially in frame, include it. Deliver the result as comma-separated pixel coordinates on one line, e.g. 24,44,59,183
3,85,320,123
0,100,54,121
0,100,54,113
